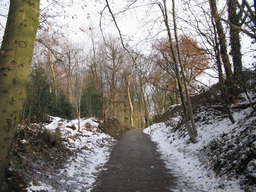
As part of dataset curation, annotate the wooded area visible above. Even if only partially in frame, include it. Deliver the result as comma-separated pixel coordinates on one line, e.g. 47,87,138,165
0,0,255,191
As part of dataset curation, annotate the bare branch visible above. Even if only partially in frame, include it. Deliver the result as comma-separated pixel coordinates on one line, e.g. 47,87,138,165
36,38,62,62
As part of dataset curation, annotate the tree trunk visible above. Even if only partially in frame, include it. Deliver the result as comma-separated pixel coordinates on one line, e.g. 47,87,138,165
127,63,136,127
75,74,82,132
77,101,81,132
92,63,107,123
0,0,39,191
228,0,243,77
217,44,235,124
90,36,107,123
171,0,197,139
47,53,58,96
161,0,197,140
67,51,72,103
139,77,149,127
211,8,235,124
209,0,236,96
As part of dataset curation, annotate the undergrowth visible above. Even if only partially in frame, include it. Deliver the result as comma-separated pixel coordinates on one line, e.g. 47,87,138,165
98,118,133,139
202,117,256,191
6,123,73,192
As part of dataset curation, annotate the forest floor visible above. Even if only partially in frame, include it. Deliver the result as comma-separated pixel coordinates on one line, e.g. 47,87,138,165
6,89,256,192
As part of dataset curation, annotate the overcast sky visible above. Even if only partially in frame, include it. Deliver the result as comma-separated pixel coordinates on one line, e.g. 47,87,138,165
0,0,175,53
0,0,255,73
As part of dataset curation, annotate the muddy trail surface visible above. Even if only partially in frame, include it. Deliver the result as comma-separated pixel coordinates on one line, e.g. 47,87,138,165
92,128,178,192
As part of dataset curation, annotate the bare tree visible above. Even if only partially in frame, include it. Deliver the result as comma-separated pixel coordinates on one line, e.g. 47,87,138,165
157,0,197,140
58,43,82,103
89,33,108,122
209,0,236,123
103,0,139,127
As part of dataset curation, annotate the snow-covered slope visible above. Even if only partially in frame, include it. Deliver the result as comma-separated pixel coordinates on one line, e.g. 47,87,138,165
24,92,255,191
26,117,116,192
144,94,256,191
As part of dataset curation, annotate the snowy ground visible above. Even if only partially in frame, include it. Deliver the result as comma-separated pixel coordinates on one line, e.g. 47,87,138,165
26,117,116,192
144,94,256,192
25,93,255,192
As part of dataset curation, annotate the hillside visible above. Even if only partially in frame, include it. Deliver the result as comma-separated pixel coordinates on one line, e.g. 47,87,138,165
7,117,117,191
6,85,256,192
145,89,256,191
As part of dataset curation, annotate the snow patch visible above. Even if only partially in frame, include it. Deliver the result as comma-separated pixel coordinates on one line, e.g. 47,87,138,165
144,105,255,191
26,116,116,192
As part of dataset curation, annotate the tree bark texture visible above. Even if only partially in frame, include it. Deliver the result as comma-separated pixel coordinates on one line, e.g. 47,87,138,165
228,0,243,76
209,0,235,92
211,4,235,124
0,0,39,191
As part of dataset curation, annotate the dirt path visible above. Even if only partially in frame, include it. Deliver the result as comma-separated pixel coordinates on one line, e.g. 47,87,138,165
92,128,178,192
